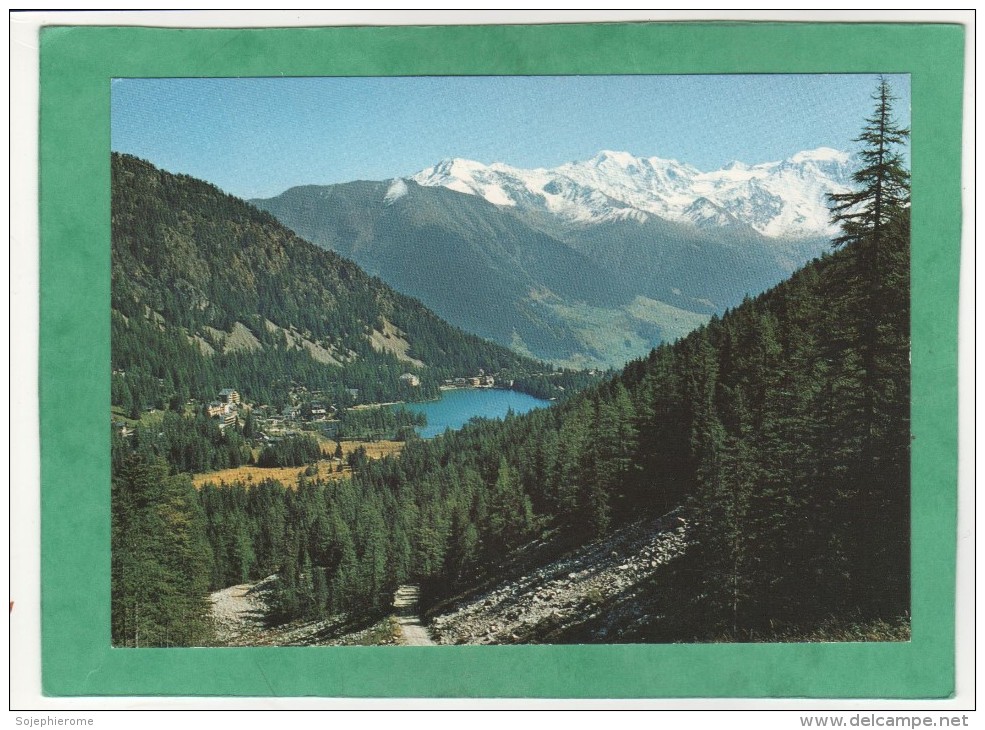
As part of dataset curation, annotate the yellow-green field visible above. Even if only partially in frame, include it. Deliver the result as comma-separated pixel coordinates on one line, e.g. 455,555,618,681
192,440,404,489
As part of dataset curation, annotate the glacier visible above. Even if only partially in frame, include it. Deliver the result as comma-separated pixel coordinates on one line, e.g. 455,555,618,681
411,147,855,239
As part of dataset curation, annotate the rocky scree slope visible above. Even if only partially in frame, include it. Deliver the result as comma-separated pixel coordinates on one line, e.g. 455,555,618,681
427,512,687,644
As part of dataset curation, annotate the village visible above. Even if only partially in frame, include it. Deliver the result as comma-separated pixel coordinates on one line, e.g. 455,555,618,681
153,369,503,488
440,368,496,390
111,367,511,446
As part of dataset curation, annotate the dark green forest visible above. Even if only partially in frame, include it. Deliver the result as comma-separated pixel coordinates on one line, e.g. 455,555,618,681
111,82,910,646
335,406,427,441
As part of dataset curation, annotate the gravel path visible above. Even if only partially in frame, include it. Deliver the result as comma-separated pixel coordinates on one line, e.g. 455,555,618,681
208,515,687,646
393,585,435,646
210,575,399,646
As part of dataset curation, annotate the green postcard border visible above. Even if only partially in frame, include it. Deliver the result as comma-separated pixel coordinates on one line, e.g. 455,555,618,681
39,22,964,698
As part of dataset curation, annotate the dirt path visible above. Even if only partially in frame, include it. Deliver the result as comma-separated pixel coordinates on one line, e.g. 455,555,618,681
393,585,435,646
210,576,401,646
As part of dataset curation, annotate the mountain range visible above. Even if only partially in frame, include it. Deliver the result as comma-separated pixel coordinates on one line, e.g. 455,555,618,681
252,148,852,369
412,147,853,238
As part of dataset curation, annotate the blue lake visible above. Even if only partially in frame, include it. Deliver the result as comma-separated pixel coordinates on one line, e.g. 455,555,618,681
397,388,552,438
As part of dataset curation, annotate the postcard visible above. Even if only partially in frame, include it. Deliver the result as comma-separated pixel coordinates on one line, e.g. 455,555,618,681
31,17,965,699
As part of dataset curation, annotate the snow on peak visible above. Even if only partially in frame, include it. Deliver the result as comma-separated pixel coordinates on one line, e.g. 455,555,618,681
437,157,488,174
411,157,512,203
591,150,640,167
383,178,408,204
790,147,851,164
682,197,741,229
411,148,854,238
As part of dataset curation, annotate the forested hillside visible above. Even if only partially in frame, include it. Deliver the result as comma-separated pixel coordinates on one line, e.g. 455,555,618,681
191,203,908,638
111,153,553,412
109,153,582,647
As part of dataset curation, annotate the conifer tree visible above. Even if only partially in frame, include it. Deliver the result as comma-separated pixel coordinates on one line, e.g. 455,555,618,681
827,77,910,252
826,77,911,619
488,458,534,551
112,455,214,646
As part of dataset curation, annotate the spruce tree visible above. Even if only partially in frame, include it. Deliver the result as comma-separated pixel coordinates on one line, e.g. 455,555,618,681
827,77,910,252
112,455,214,646
827,77,911,619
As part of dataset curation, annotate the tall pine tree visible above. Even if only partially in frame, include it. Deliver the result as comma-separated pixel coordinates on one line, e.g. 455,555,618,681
827,77,910,252
827,77,911,618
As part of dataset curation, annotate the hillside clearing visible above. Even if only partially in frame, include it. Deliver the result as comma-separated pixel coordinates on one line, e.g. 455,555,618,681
192,440,403,489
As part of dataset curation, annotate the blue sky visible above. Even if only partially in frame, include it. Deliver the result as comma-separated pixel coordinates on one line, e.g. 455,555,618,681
112,74,910,200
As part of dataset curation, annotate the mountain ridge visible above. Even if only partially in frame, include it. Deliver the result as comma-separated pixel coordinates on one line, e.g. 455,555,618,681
252,178,651,365
410,147,853,238
111,153,553,411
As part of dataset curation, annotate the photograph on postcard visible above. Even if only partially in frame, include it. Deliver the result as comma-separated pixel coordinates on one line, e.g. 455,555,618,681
108,73,911,648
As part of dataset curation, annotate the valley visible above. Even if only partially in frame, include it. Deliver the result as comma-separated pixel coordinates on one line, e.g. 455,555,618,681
110,77,912,649
252,148,848,368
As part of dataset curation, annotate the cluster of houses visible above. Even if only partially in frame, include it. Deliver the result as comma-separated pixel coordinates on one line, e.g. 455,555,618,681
206,388,241,430
442,372,496,389
249,388,341,441
113,383,344,441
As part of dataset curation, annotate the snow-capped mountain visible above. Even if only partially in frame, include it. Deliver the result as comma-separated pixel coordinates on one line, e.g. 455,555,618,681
411,147,854,239
256,147,855,368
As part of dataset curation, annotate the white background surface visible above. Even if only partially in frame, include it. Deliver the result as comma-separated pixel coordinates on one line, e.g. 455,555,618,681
7,8,976,719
